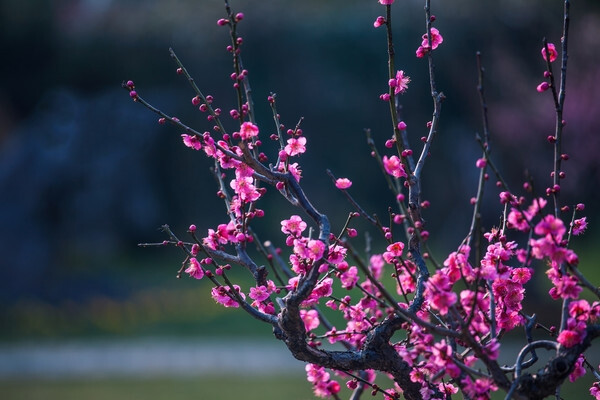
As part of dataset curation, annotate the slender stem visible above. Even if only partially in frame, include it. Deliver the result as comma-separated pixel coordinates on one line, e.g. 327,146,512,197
168,48,228,135
464,52,490,250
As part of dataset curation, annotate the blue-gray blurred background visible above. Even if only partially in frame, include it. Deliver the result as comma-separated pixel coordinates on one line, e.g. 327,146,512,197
1,0,599,397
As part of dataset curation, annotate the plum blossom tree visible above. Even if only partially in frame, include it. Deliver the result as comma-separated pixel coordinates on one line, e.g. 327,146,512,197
125,0,599,399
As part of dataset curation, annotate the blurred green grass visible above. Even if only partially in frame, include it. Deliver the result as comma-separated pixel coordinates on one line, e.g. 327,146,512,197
0,376,314,400
1,373,596,400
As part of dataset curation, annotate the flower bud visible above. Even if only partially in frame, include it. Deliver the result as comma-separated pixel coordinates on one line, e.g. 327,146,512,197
536,82,550,92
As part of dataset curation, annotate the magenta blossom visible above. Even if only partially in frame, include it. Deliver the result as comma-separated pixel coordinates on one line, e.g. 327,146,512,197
382,155,408,178
281,215,307,236
181,134,202,150
249,285,270,302
239,121,259,140
422,27,443,49
184,257,205,279
211,285,245,308
378,0,394,4
285,136,307,156
416,27,443,58
300,309,320,331
383,241,404,263
571,217,587,236
389,70,410,95
541,43,558,62
335,178,352,189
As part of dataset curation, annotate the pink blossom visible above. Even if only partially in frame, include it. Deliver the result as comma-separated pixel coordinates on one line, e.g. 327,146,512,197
211,285,245,308
498,191,514,205
497,310,524,331
420,385,435,400
507,208,530,232
591,382,600,400
484,339,501,360
327,244,347,264
287,162,302,181
238,121,259,140
557,318,587,348
530,236,558,260
548,274,582,300
284,136,307,156
430,339,452,366
300,309,320,331
202,134,217,157
416,46,427,58
569,355,586,382
289,253,307,274
230,176,261,202
425,28,444,49
235,162,254,178
369,254,385,279
218,154,240,170
534,214,566,239
340,266,359,289
461,377,498,399
306,363,329,384
460,289,490,316
527,197,547,216
383,241,405,263
571,217,587,235
511,268,532,285
591,302,600,321
389,70,410,95
249,285,270,302
305,363,340,398
379,0,394,4
181,134,202,150
569,300,591,321
438,382,458,396
382,155,408,178
306,364,341,397
416,27,443,57
303,278,333,307
281,215,307,236
557,329,584,348
443,246,474,283
425,273,457,315
541,43,558,62
335,178,352,189
184,257,205,279
475,158,486,168
428,291,456,315
305,239,326,260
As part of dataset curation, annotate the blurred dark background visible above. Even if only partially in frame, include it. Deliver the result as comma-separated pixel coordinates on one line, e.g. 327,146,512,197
1,0,599,340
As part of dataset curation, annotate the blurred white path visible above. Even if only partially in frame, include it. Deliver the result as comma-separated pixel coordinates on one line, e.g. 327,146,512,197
0,338,305,379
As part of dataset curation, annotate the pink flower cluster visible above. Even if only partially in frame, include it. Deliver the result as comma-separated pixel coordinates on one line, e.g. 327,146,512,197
305,364,341,398
155,7,598,399
211,284,245,308
557,300,599,348
416,27,443,58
